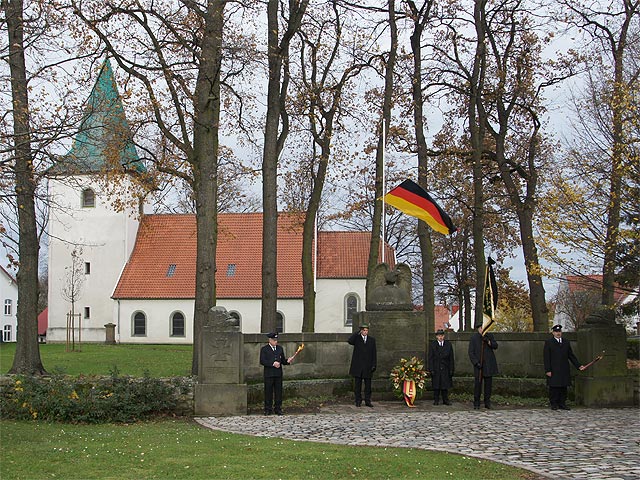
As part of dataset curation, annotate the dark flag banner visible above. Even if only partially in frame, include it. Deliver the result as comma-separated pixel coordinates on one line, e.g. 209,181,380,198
482,257,498,335
383,179,457,235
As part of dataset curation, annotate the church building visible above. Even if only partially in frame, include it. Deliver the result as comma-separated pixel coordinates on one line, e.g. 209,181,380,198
46,60,393,344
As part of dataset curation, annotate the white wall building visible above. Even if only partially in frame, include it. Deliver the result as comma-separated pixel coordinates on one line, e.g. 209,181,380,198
46,175,142,342
1,266,18,342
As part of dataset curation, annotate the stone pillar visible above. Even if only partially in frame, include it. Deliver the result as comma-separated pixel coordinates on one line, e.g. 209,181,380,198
104,323,116,344
575,307,634,407
194,306,247,416
354,310,428,383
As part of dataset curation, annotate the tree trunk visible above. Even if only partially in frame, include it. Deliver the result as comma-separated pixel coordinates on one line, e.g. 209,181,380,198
190,1,224,375
408,2,436,341
461,236,473,331
519,210,549,331
366,0,397,303
470,0,488,330
261,0,308,333
5,0,46,375
602,44,626,307
302,117,334,331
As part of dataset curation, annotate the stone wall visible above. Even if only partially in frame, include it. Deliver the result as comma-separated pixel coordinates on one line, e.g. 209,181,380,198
243,333,352,382
243,331,577,382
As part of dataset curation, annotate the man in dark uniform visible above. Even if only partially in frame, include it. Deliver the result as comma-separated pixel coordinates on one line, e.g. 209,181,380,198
468,323,499,409
260,332,293,415
543,324,585,410
428,329,455,405
348,323,377,407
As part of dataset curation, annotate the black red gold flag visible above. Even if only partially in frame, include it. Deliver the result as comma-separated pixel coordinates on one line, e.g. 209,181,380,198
482,257,498,335
383,179,457,235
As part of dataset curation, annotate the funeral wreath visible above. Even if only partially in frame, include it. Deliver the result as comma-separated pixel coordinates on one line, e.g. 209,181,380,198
389,356,428,397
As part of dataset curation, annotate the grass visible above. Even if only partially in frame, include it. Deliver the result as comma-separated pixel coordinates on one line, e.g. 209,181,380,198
1,343,544,478
0,343,193,377
0,419,539,479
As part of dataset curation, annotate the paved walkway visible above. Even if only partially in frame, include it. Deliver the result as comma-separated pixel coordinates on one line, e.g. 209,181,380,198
196,402,640,480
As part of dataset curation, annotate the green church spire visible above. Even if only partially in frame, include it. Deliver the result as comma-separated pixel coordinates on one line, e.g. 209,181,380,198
59,58,145,174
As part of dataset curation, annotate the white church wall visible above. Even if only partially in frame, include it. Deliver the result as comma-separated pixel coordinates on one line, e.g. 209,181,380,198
115,299,195,344
217,298,304,333
47,175,141,343
1,269,18,342
315,278,366,333
115,297,305,342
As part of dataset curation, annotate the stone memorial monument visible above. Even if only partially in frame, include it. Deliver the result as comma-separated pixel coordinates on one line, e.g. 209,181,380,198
194,306,247,415
575,306,634,406
354,263,431,397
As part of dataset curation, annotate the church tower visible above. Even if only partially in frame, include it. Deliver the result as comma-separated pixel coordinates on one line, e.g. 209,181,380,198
47,59,146,343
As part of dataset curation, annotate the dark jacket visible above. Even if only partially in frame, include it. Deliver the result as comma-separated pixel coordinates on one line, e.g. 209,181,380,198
468,332,499,377
428,339,454,389
348,332,377,378
543,337,581,387
260,344,289,378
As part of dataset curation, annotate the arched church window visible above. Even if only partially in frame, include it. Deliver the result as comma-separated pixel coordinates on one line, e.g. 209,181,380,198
133,311,146,336
276,311,284,333
170,311,185,337
344,293,360,326
82,188,95,208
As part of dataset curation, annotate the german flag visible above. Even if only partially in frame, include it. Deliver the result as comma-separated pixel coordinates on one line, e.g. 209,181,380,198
383,179,457,235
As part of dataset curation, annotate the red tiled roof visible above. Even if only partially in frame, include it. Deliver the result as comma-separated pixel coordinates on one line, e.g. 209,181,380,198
565,275,628,303
435,305,451,329
317,231,395,278
113,213,389,300
38,308,48,335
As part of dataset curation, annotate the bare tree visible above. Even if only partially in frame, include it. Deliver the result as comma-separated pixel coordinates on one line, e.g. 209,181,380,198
404,0,438,331
366,0,398,306
261,0,309,333
3,0,46,374
556,0,640,307
72,0,227,374
60,247,84,351
287,0,368,331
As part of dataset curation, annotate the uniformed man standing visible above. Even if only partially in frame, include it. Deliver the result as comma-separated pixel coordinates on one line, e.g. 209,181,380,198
543,324,586,410
348,323,377,407
428,329,455,405
260,332,293,415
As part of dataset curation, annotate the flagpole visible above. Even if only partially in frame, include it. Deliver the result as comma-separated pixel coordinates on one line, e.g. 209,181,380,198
381,117,386,264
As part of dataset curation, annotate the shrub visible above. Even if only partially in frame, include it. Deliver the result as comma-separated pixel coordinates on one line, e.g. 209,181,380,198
627,338,639,360
0,372,177,423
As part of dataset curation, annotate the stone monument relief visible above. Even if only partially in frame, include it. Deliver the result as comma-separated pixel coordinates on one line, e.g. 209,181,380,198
366,263,412,311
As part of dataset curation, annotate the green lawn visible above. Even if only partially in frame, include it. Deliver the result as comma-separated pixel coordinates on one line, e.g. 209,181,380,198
0,343,193,377
0,344,541,479
0,419,537,479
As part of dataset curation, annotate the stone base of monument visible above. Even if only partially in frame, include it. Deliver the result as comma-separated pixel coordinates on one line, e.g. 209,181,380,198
575,317,634,407
575,375,634,407
354,311,432,383
194,383,247,416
